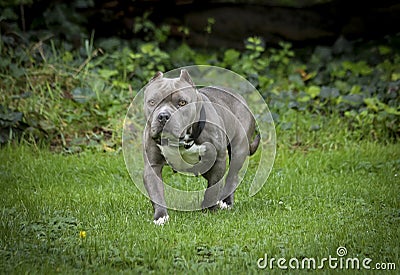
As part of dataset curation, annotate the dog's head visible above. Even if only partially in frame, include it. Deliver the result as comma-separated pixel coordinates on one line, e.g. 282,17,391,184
144,70,203,146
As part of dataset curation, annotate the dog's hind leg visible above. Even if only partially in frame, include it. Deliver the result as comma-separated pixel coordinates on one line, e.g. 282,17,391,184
201,152,226,210
219,138,249,208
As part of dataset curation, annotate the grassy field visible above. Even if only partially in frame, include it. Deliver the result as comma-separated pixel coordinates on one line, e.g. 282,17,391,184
0,139,399,273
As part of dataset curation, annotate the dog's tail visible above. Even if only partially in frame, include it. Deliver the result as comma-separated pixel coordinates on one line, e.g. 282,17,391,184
249,134,261,156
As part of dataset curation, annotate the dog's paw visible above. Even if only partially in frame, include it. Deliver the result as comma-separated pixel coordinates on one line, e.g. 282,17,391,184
153,215,169,226
217,200,231,210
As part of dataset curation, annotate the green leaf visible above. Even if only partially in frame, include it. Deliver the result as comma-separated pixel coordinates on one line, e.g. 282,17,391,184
98,69,119,79
364,98,381,112
288,101,299,110
0,111,23,127
288,74,304,87
342,61,373,76
140,43,155,54
298,95,310,103
112,80,130,89
223,49,240,66
306,85,321,98
350,85,362,94
384,106,400,115
342,94,364,106
391,73,400,81
320,87,340,99
378,45,391,55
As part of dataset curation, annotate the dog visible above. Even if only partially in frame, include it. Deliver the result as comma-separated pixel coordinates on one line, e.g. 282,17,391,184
143,69,260,225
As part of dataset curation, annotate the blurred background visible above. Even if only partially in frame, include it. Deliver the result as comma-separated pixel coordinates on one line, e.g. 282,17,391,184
1,0,399,150
1,0,400,48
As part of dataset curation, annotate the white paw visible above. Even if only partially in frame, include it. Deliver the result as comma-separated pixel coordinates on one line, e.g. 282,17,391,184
153,215,169,225
217,200,231,210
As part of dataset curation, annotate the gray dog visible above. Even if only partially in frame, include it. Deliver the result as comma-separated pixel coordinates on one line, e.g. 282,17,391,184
143,69,260,225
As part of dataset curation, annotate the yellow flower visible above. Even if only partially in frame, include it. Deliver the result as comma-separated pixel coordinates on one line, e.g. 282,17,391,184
79,230,87,238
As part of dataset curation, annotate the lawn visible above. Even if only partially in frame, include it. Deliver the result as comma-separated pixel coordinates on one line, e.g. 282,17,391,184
0,140,398,273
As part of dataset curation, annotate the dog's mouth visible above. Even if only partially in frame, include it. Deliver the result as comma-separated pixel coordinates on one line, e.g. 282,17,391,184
154,133,194,149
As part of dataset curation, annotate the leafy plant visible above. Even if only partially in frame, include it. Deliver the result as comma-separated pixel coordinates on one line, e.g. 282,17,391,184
133,11,170,43
1,23,399,150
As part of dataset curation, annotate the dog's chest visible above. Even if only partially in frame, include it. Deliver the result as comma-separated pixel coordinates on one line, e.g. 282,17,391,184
157,144,206,171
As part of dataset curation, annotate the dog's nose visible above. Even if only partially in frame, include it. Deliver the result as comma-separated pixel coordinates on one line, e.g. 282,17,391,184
157,112,170,124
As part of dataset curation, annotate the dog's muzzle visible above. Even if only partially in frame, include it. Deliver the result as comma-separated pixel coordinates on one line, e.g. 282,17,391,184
152,105,206,150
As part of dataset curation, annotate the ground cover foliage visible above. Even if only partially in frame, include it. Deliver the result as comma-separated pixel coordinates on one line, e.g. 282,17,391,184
0,25,399,150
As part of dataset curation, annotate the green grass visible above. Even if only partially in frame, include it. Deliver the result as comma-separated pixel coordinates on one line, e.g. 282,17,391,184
1,140,399,273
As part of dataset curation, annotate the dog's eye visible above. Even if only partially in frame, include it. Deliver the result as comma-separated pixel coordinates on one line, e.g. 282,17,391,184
178,100,187,107
148,99,156,106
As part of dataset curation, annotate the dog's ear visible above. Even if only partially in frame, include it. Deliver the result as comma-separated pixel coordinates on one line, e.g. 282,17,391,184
179,69,195,87
149,71,163,83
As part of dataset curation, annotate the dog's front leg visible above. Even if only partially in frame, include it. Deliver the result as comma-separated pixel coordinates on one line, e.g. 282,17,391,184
143,162,169,225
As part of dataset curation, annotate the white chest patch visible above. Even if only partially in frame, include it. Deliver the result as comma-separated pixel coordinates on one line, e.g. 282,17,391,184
158,144,206,171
